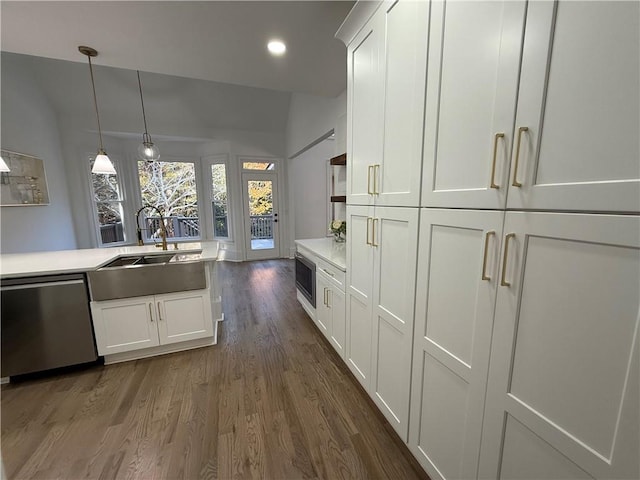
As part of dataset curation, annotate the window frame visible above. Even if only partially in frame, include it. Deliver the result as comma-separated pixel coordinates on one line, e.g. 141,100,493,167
203,154,233,242
87,153,129,247
135,156,204,243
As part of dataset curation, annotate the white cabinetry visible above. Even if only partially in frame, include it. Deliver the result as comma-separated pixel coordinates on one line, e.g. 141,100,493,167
421,0,526,209
479,212,639,479
506,1,639,212
346,204,419,441
91,289,214,357
347,0,428,207
409,209,504,480
316,259,346,360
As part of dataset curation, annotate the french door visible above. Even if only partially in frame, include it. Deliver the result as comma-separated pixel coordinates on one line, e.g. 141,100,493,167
242,172,280,261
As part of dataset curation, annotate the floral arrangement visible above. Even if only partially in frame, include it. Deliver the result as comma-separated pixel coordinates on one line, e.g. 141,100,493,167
330,220,346,242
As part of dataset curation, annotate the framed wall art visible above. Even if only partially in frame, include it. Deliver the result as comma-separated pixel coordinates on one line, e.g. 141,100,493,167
0,150,50,206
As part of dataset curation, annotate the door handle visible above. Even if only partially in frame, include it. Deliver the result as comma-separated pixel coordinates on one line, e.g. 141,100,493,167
367,165,374,195
327,289,332,308
490,133,504,189
500,233,516,287
512,127,528,187
373,164,380,195
481,231,495,281
372,218,379,247
366,217,372,245
157,301,163,321
149,303,154,322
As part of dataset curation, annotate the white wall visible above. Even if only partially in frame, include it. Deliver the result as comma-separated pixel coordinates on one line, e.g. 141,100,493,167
285,90,347,159
0,53,77,253
289,138,336,241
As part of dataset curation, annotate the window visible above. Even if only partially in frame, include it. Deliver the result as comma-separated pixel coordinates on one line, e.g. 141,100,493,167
242,161,274,171
137,160,200,241
211,163,229,238
90,156,126,245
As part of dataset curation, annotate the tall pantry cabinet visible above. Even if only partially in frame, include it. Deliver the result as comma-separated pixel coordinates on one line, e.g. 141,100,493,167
344,0,428,441
338,0,639,479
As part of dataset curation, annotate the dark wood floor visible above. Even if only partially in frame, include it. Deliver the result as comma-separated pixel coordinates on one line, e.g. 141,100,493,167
2,259,427,479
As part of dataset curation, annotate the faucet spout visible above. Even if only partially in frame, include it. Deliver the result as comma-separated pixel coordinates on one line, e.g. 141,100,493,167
135,205,168,250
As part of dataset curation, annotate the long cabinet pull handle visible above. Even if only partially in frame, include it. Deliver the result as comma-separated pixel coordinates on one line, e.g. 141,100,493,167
367,165,374,195
322,268,335,277
490,133,504,189
481,231,495,281
366,217,372,245
373,164,380,195
512,127,528,187
372,218,379,247
149,303,154,322
327,289,332,308
157,301,163,321
500,233,516,287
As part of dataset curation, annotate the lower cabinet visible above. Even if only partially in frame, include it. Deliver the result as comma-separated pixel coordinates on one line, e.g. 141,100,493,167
346,205,419,441
409,210,640,480
91,290,213,356
316,263,346,360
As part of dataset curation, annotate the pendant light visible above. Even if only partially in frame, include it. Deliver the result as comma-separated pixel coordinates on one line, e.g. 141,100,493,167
79,46,116,175
136,71,160,161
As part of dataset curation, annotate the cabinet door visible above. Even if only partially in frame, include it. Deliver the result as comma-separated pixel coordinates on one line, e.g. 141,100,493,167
347,9,384,205
345,205,375,387
421,0,526,209
376,0,428,207
409,209,503,480
91,296,159,355
157,291,213,345
507,1,640,212
328,286,346,360
479,212,640,479
315,272,332,340
370,206,419,440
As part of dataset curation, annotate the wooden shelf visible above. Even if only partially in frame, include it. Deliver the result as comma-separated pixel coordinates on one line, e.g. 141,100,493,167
330,153,347,166
331,195,347,203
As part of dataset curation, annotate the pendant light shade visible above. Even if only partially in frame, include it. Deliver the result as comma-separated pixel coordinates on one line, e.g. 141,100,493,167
79,46,116,175
136,71,160,162
0,155,10,173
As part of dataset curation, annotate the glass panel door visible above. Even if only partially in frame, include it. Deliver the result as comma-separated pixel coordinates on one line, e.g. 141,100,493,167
242,172,279,260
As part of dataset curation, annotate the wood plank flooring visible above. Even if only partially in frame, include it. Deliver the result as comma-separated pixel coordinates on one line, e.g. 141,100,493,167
2,259,428,479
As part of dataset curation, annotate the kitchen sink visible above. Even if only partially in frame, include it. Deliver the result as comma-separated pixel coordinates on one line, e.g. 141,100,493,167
88,253,206,301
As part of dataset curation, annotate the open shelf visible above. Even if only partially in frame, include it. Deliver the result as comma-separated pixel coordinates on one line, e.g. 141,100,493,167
330,153,346,166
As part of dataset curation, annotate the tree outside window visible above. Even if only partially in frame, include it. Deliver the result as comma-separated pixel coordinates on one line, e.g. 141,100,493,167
137,161,200,239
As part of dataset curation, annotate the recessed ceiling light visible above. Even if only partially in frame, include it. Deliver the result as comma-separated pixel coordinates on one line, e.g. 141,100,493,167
268,40,286,56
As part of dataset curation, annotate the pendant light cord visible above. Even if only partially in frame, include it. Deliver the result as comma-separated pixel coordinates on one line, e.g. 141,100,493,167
137,71,151,142
87,55,105,152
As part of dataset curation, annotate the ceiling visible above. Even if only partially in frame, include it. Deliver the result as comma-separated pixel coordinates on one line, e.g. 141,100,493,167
0,1,354,98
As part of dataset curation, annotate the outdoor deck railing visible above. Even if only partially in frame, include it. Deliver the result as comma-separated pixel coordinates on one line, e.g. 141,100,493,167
250,215,273,239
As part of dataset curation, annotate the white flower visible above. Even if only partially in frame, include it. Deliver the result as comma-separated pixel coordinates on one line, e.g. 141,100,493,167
332,220,342,230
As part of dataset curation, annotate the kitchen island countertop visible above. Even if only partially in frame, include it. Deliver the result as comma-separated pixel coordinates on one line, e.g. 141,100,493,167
0,242,219,279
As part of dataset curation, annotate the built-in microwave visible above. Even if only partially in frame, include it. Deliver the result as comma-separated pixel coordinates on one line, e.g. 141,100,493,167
295,253,315,308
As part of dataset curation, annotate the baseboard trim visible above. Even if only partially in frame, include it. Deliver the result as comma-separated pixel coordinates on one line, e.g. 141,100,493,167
103,336,216,365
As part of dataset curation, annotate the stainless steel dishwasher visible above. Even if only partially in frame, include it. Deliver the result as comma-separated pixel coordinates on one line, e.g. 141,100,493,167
1,273,98,378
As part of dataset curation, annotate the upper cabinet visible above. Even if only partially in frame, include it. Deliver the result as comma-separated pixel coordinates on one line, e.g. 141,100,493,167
347,0,429,207
506,1,640,213
421,0,527,209
421,0,640,213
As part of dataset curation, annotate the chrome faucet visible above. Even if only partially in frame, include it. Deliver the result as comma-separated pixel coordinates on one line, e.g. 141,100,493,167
135,205,168,250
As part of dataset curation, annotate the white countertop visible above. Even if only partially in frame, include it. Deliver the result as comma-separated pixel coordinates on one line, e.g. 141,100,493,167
295,237,346,271
0,241,219,279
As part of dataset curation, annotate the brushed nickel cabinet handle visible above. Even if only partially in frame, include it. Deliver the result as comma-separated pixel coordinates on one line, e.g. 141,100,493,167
490,133,504,189
157,301,163,321
367,165,374,195
327,289,332,308
366,217,372,245
481,231,495,281
322,268,335,277
149,303,154,322
372,218,379,247
512,127,528,187
500,233,516,287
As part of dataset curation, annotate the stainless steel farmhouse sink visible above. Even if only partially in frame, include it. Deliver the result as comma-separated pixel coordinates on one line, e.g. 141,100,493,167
88,253,206,301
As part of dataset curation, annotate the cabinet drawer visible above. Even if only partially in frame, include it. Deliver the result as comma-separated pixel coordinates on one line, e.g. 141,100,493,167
316,258,345,292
